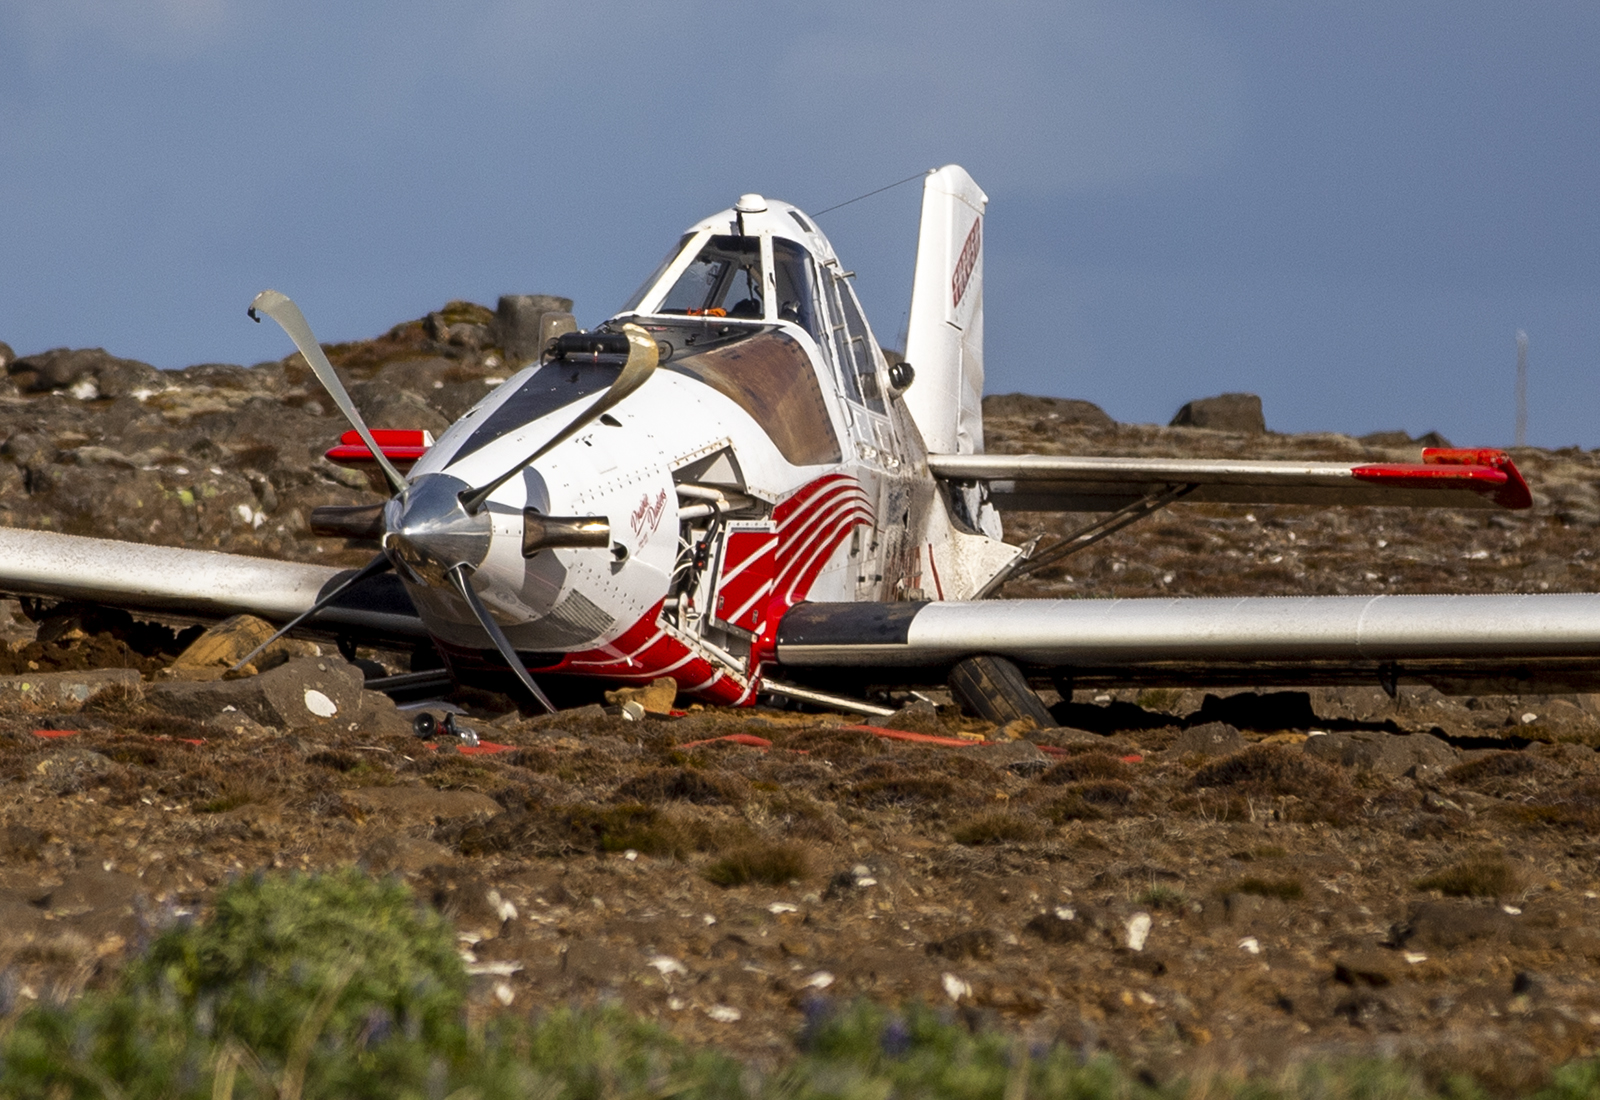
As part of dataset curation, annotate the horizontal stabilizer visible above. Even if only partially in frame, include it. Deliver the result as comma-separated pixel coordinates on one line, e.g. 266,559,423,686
927,448,1531,511
0,527,424,644
775,593,1600,692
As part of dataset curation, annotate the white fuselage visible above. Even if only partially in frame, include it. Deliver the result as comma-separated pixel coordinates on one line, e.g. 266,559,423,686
391,195,1010,703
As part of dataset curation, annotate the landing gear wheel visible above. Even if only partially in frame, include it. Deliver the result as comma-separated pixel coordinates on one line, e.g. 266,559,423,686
948,655,1056,729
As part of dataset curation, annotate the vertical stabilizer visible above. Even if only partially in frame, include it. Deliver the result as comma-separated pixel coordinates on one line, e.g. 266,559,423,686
903,165,987,457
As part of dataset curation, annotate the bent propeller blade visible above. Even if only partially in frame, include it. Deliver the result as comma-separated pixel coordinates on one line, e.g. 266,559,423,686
459,322,659,514
447,563,557,714
229,550,395,672
249,289,408,495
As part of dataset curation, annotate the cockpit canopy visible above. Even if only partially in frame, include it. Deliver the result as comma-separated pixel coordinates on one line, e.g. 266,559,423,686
623,232,822,339
614,194,891,420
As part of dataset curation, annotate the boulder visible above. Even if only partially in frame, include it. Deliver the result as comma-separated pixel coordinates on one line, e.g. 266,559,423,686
1169,393,1266,433
1170,721,1247,758
1361,429,1454,449
38,868,146,918
354,689,418,739
169,614,272,670
7,347,161,399
604,676,678,716
880,699,944,733
0,895,46,942
1303,730,1457,776
0,668,143,711
1307,686,1397,722
982,394,1116,427
33,747,121,794
1389,900,1514,949
146,655,364,728
967,738,1050,776
359,835,458,875
348,383,450,435
496,294,575,364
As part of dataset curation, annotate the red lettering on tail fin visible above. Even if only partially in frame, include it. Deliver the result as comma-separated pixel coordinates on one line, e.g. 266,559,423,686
951,217,981,308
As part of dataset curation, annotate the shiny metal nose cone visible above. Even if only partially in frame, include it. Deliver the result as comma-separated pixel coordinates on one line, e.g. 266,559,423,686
382,473,492,586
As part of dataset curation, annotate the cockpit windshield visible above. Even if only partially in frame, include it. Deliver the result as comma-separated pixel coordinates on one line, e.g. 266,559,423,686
658,235,764,319
629,225,831,361
619,233,693,314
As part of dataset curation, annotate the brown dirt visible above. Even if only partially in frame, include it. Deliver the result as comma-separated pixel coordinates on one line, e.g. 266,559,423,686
6,319,1600,1091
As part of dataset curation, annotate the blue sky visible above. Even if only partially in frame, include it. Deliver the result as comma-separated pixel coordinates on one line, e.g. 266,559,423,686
2,1,1596,446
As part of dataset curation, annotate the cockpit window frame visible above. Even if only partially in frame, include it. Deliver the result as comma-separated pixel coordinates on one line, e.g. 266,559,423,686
618,233,695,314
629,228,713,317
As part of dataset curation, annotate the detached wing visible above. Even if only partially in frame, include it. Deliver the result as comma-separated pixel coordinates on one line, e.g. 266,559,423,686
0,527,424,645
928,448,1531,512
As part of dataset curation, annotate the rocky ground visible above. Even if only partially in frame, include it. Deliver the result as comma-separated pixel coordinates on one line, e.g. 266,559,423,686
2,310,1600,1094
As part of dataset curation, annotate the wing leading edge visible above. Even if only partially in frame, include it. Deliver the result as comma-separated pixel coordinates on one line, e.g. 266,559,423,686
929,448,1532,512
0,527,425,646
773,594,1600,694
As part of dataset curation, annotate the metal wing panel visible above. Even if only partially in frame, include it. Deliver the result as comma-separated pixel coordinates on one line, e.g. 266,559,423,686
775,593,1600,667
927,451,1531,511
0,527,426,642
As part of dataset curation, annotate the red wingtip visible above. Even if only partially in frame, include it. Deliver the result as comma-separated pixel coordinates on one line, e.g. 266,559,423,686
1349,448,1533,511
1423,448,1533,510
325,428,434,469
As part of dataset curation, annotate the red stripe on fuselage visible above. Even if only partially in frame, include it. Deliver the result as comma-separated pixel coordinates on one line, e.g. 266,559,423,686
773,479,873,605
439,475,871,708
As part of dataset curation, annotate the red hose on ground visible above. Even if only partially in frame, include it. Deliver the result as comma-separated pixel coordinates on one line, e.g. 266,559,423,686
837,725,988,748
675,733,774,750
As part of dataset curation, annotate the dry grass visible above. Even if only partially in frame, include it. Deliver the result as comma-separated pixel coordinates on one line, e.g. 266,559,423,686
1192,745,1345,797
1226,876,1304,901
1037,753,1131,785
1445,751,1553,796
949,812,1043,846
703,842,809,887
1499,776,1600,831
613,767,748,805
1415,851,1522,898
848,761,969,812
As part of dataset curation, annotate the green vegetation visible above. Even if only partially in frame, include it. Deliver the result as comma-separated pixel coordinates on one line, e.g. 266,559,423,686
1135,884,1188,910
8,870,1600,1099
1,869,470,1099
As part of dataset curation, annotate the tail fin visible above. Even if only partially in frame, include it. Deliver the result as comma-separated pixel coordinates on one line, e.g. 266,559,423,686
903,165,987,456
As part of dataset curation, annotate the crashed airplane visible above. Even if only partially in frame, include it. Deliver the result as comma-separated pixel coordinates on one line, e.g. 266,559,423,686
0,165,1595,724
